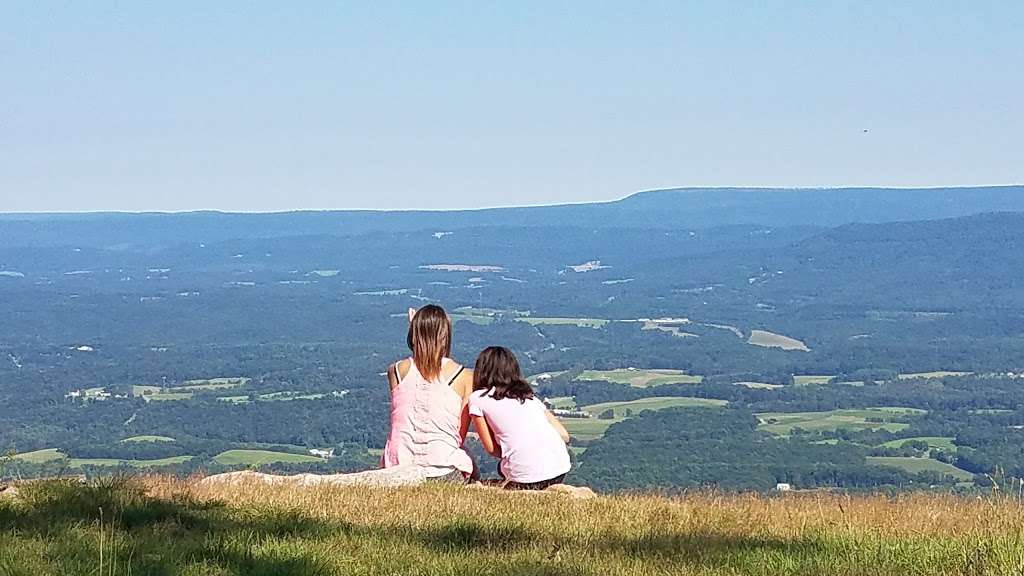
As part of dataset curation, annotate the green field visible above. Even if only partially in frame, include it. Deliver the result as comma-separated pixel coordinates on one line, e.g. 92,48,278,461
879,436,957,450
793,375,832,385
866,456,974,481
559,418,622,441
517,317,609,328
67,456,193,468
757,408,921,435
546,396,577,409
10,448,65,464
172,377,250,391
143,392,193,401
898,371,972,380
10,449,191,468
577,368,703,387
212,449,322,466
131,384,162,396
120,435,175,443
582,396,727,419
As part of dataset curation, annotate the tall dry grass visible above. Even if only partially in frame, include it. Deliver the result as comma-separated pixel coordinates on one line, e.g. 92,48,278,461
2,475,1024,575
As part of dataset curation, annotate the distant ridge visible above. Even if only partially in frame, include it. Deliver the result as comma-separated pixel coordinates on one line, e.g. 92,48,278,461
2,186,1023,249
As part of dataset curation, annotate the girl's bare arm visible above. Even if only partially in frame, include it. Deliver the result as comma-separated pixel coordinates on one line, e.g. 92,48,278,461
545,410,571,443
472,415,502,457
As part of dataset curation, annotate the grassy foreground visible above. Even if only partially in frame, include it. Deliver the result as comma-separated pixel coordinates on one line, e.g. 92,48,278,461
2,478,1024,575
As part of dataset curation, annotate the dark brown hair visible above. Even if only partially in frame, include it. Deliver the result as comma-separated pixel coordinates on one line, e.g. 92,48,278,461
473,346,534,403
407,305,452,381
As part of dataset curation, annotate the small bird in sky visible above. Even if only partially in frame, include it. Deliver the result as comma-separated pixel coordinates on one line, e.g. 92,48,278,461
862,129,869,133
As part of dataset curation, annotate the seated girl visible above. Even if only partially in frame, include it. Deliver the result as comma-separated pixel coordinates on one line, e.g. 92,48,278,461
468,346,572,490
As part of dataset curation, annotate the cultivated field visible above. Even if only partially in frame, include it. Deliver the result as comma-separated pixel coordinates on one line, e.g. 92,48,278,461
757,408,922,435
119,435,175,443
793,375,832,385
898,371,973,380
212,449,321,466
577,368,703,387
3,477,1024,575
582,396,728,418
10,449,192,468
879,436,957,450
747,329,810,352
559,418,622,441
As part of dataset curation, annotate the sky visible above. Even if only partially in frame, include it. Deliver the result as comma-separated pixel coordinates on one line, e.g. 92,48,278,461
1,2,1022,212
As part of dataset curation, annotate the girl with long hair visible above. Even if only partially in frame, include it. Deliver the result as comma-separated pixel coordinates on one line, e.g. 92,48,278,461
469,346,571,490
382,304,475,481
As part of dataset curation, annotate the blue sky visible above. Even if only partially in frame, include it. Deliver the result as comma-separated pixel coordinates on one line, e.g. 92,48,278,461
2,1,1022,212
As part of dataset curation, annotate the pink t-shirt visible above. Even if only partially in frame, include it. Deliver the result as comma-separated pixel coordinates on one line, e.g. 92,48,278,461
469,389,571,483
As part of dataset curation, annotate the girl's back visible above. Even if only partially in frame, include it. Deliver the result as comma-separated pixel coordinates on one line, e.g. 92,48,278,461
384,357,473,475
469,389,571,484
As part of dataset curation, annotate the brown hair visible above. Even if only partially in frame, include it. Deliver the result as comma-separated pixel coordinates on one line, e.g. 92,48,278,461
407,305,452,381
473,346,534,403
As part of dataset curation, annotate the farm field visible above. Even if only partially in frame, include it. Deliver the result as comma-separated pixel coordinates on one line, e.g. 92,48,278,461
757,408,921,435
10,448,65,464
577,368,703,387
120,435,175,443
735,382,783,389
212,449,321,466
172,377,250,391
559,418,622,441
546,396,577,409
11,449,192,468
517,317,609,328
866,456,974,481
793,375,832,385
582,397,728,418
879,436,957,450
747,329,810,351
898,371,973,380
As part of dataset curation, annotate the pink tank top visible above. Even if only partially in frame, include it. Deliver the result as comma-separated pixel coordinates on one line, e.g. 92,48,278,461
382,357,473,474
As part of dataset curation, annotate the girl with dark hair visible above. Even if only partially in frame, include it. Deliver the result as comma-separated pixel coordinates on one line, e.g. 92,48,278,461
382,305,476,482
469,346,571,490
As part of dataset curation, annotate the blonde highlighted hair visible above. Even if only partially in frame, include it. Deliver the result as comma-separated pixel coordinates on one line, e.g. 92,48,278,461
407,305,452,381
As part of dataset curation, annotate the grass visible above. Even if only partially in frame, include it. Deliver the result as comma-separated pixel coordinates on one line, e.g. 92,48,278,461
66,456,193,469
757,408,920,435
898,371,973,380
212,450,321,466
582,397,728,418
879,437,957,451
747,330,810,352
577,368,703,387
516,317,609,328
172,377,250,391
866,457,975,481
142,392,193,402
11,450,192,468
10,449,65,464
793,375,832,385
546,396,577,409
559,418,622,441
2,477,1024,575
119,435,175,443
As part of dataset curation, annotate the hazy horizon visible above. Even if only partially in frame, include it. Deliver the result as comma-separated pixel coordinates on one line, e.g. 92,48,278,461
3,2,1022,212
2,184,1024,216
